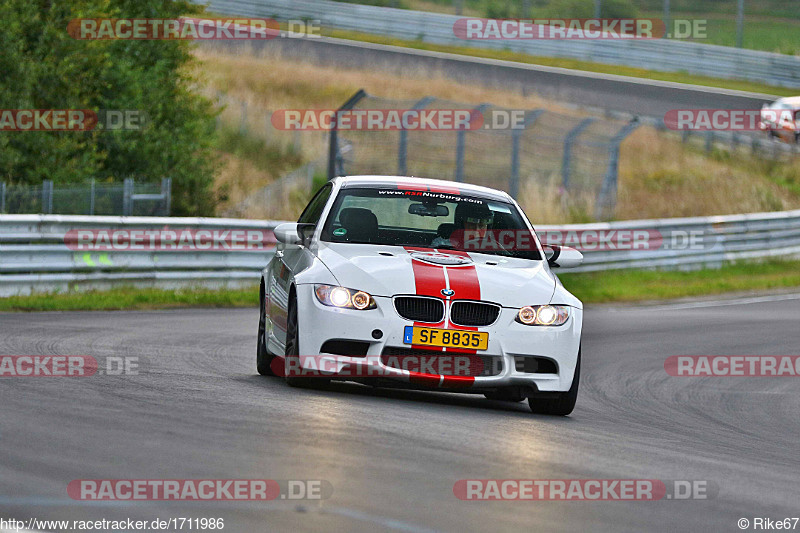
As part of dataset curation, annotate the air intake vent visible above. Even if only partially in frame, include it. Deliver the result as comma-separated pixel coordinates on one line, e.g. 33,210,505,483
394,296,445,323
449,301,501,327
382,347,502,377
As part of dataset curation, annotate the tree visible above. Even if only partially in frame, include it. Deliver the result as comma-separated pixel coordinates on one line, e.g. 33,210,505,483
0,0,220,215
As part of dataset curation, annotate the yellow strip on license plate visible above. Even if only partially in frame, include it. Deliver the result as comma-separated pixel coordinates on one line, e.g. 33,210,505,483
403,326,489,351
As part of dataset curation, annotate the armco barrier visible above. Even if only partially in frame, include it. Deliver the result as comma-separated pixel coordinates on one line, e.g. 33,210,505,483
0,215,280,296
2,210,800,296
199,0,800,88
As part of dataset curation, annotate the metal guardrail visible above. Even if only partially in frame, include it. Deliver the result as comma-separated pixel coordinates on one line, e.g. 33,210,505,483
2,210,800,295
200,0,800,88
0,215,279,296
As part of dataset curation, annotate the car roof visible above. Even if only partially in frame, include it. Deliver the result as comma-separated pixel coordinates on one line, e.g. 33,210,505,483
334,175,513,203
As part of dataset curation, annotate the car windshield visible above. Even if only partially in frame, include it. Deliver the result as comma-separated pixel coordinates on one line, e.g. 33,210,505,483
320,187,542,260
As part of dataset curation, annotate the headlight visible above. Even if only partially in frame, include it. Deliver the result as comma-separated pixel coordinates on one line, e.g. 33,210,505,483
516,305,570,326
314,285,376,310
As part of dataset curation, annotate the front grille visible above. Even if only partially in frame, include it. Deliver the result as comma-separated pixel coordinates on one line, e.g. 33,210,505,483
449,301,501,327
381,347,502,377
394,296,444,323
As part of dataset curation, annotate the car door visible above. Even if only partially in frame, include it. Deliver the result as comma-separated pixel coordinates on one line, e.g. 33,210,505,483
267,183,334,349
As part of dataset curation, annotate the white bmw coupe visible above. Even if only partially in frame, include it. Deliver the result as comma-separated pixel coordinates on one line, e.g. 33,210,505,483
258,176,584,415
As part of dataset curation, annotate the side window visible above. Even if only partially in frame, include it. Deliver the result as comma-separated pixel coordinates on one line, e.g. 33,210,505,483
298,184,333,225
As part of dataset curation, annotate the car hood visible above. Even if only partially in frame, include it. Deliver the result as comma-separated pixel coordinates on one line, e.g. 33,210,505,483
314,242,559,308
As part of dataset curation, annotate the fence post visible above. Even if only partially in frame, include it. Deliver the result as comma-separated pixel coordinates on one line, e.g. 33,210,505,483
123,178,134,216
89,179,95,215
509,109,544,199
398,96,434,175
0,182,5,214
595,119,640,220
42,180,53,214
561,118,596,189
455,103,491,183
705,130,714,152
329,89,367,180
161,177,172,216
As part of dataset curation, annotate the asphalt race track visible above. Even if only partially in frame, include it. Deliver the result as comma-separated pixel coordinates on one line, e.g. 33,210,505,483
206,37,776,118
1,295,799,532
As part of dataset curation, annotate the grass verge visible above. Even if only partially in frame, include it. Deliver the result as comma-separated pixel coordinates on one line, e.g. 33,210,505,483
559,259,800,304
4,259,800,311
0,286,259,312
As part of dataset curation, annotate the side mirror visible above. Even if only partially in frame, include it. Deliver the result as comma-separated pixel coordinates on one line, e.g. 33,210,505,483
544,245,583,269
273,223,302,245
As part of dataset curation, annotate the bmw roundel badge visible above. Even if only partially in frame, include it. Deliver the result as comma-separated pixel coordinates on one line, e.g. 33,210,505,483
441,289,455,297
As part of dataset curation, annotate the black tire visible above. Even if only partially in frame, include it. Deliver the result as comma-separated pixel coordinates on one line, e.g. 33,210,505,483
256,285,275,376
528,348,580,416
484,389,526,402
284,293,328,388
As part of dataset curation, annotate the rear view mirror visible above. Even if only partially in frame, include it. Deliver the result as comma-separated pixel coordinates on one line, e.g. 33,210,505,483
274,223,301,245
544,245,583,269
409,203,449,217
274,223,315,246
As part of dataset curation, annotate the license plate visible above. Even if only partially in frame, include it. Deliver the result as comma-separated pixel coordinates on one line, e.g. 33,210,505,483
403,326,489,351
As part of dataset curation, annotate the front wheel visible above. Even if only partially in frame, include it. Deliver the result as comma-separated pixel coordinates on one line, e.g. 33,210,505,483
528,348,580,416
284,294,328,388
256,289,275,376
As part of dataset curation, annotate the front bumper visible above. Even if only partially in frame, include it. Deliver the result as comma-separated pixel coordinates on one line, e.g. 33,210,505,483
292,285,582,392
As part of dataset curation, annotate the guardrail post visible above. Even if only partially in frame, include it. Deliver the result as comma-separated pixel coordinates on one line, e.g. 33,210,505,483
89,179,95,215
398,96,433,175
455,103,490,183
329,89,367,180
42,180,53,214
510,109,544,199
562,118,596,189
161,177,172,216
123,178,134,216
595,118,640,220
0,182,5,214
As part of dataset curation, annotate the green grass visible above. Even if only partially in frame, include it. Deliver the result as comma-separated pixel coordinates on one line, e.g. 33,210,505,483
216,127,303,173
644,13,800,55
0,286,259,312
4,260,800,311
559,259,800,304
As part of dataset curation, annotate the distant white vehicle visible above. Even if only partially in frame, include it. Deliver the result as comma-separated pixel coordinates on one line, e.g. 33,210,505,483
257,176,584,416
759,96,800,143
